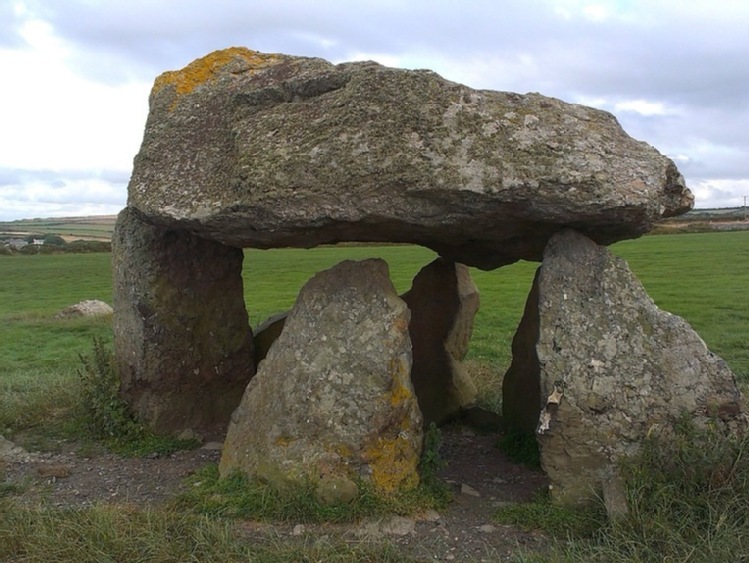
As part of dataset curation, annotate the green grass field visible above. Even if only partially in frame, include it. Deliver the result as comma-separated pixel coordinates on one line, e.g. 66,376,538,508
0,216,117,241
0,231,747,386
1,231,748,561
241,232,749,380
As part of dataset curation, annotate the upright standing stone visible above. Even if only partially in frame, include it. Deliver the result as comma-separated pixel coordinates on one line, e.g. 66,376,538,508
508,229,746,505
252,312,287,367
402,258,479,425
113,207,254,438
502,268,542,435
220,259,423,498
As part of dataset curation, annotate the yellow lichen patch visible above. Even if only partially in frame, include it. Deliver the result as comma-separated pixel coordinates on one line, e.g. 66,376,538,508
274,435,295,447
365,434,420,494
152,47,282,98
330,442,354,459
389,357,413,408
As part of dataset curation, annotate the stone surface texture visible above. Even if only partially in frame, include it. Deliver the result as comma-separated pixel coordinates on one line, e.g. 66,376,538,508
501,268,542,435
219,259,423,497
524,229,746,505
402,258,479,425
113,207,255,438
252,311,287,367
127,47,692,270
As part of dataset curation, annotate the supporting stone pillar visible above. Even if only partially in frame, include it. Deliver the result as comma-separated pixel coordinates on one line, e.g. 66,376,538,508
507,228,746,506
220,259,422,501
501,268,542,435
402,258,479,426
112,207,254,439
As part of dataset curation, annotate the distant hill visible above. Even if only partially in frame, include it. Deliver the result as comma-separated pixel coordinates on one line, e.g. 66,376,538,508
654,206,749,234
1,207,747,246
0,215,117,242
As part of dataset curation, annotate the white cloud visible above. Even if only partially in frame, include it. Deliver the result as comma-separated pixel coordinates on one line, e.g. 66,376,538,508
0,169,126,221
0,20,149,173
614,100,673,117
691,179,749,209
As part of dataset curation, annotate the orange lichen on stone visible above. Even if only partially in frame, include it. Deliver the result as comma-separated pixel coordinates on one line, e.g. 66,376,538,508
274,435,295,447
152,47,282,98
388,357,413,408
364,434,420,494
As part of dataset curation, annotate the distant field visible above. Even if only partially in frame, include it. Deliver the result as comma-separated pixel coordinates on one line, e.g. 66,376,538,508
0,215,117,242
1,209,746,242
1,231,747,382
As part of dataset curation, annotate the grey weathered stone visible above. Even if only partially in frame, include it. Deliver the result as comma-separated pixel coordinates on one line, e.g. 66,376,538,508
507,229,746,505
56,299,113,319
219,259,423,495
128,47,692,270
0,435,30,462
502,268,542,435
602,473,630,522
252,312,287,367
112,207,254,438
402,258,479,425
315,475,360,506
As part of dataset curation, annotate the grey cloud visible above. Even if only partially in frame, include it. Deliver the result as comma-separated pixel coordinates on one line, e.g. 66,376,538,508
0,167,130,187
36,1,584,83
0,167,127,222
40,1,749,121
8,0,748,213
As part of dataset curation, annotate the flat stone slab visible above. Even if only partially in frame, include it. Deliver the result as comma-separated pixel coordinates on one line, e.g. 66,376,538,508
127,47,692,269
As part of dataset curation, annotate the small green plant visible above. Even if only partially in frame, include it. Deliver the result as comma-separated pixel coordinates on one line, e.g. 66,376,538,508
419,422,446,483
77,337,139,441
417,422,453,506
498,428,541,468
77,338,196,456
494,488,606,539
0,468,17,498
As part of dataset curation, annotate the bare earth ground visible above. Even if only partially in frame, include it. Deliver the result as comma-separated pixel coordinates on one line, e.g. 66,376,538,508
2,425,550,562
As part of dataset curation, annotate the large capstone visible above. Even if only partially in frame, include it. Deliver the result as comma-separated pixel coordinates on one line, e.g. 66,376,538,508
112,207,254,438
503,229,746,505
219,259,423,498
402,258,479,425
128,47,692,270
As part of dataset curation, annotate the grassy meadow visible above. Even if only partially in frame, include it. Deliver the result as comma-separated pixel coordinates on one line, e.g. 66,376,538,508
1,230,748,561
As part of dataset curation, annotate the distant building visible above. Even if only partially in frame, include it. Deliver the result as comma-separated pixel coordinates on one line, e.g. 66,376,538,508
5,238,28,249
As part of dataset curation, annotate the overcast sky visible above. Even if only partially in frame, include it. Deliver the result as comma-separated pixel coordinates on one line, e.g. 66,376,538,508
1,0,747,221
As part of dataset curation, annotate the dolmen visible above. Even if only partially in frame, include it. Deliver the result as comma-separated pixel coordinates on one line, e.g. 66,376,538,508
113,47,744,505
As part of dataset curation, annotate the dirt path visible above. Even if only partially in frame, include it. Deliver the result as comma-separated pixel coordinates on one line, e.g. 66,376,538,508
2,425,550,561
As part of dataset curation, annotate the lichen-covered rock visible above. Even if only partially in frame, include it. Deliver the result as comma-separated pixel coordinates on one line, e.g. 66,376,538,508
128,47,692,269
219,259,423,495
112,207,254,438
508,229,746,505
402,258,479,425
